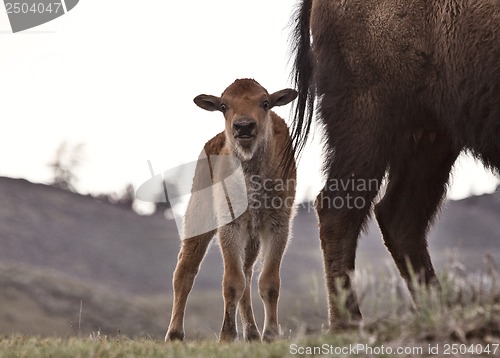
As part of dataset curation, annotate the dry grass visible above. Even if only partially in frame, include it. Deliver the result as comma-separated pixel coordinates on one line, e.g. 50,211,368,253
1,259,499,357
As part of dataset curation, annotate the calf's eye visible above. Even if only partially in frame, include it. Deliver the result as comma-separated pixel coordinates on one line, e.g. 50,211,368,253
220,104,227,112
262,101,270,110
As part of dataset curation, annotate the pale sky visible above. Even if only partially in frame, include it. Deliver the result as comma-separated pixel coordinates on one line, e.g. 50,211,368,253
0,0,498,204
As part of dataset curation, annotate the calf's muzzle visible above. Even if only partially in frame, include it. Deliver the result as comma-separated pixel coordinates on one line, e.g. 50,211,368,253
233,119,257,139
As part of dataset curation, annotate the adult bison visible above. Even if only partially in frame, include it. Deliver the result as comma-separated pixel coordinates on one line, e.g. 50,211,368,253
291,0,499,330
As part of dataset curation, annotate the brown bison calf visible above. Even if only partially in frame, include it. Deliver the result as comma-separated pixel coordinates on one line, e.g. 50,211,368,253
165,79,297,342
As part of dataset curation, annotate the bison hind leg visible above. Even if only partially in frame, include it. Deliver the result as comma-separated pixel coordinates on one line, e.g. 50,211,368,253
375,131,459,292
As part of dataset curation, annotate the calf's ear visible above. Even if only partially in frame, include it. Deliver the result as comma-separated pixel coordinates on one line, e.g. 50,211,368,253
269,89,298,108
194,95,222,112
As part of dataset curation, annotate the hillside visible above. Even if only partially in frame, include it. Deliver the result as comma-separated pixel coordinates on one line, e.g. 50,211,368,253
0,177,498,338
0,177,179,295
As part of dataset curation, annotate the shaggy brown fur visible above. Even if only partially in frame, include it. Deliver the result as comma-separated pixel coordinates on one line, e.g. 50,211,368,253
291,0,499,330
165,79,297,342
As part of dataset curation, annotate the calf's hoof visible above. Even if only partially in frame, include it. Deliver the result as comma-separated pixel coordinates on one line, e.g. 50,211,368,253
328,314,362,333
262,328,279,342
244,328,261,342
219,330,237,343
165,330,184,342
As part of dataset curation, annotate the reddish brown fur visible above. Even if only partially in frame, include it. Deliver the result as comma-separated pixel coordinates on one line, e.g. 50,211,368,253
166,79,297,342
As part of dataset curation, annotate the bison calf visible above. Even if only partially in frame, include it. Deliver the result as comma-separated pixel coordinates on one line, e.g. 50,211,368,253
165,79,297,342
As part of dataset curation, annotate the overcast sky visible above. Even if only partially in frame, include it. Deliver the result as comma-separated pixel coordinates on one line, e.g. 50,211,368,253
0,0,498,204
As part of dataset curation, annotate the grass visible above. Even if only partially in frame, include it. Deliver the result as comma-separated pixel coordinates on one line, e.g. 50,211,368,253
0,327,498,358
0,260,500,358
1,262,499,357
3,336,298,358
0,334,442,358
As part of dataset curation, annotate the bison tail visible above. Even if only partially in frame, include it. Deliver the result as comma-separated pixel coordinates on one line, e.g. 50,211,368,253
290,0,314,160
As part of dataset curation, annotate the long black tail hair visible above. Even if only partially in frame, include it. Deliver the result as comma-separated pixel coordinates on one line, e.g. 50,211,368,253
290,0,315,160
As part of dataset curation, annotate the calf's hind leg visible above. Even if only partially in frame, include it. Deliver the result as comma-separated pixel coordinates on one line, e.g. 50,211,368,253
219,225,246,342
258,221,289,342
238,236,261,341
165,231,214,341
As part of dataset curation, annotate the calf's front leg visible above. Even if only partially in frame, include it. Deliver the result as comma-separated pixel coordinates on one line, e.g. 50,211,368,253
165,231,214,341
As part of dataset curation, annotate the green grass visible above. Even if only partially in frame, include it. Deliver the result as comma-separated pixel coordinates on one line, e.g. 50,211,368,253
1,327,498,358
3,336,299,358
0,334,433,358
1,273,499,358
1,262,499,357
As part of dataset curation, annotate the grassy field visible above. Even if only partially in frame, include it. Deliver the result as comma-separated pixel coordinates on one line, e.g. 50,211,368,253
0,336,354,358
1,266,499,358
1,323,498,358
0,335,441,358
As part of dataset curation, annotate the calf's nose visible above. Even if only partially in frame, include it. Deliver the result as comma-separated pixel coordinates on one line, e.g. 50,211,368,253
233,120,256,136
